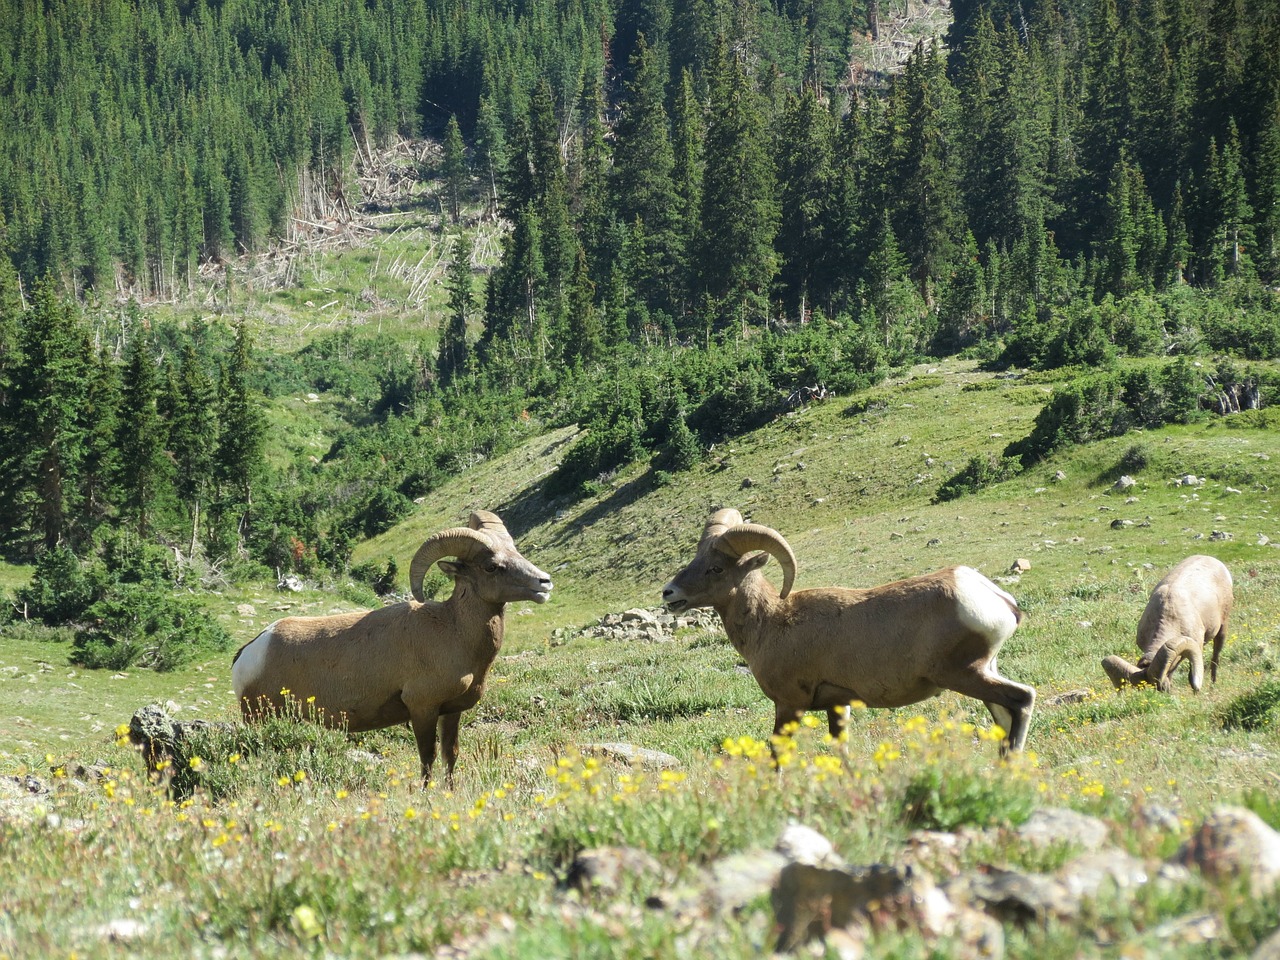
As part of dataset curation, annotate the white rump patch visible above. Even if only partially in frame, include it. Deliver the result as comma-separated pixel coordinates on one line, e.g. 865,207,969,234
953,567,1019,641
232,622,277,697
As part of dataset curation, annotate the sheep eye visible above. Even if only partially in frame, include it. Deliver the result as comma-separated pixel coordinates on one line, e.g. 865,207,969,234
707,565,723,576
485,562,501,573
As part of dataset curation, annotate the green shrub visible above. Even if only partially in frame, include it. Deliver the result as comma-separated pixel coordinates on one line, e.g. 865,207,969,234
1221,680,1280,731
72,583,231,671
16,547,98,625
898,764,1036,830
349,557,399,596
934,453,1023,503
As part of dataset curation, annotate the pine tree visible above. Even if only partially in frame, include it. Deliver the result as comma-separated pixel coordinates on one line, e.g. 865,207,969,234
442,114,468,223
564,245,604,367
116,330,170,537
2,280,91,553
215,323,266,540
438,233,475,386
695,47,780,327
170,343,219,559
611,34,684,320
776,87,834,322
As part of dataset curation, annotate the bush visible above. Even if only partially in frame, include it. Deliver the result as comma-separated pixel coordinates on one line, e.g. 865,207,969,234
16,547,97,625
1222,680,1280,731
349,557,399,596
898,763,1036,830
934,453,1023,503
72,584,231,671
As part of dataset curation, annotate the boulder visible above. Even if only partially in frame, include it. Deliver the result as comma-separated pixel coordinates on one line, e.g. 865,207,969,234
562,846,663,897
1173,806,1280,893
1017,807,1110,851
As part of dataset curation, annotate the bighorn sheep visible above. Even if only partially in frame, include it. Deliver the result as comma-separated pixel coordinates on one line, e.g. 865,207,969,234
662,510,1035,753
1102,554,1233,693
232,511,551,785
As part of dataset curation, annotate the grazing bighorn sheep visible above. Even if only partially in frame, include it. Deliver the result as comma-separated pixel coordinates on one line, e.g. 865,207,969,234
1102,554,1232,693
662,510,1035,753
232,511,551,785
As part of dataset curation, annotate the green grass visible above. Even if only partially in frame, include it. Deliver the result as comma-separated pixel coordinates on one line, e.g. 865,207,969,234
3,357,1280,958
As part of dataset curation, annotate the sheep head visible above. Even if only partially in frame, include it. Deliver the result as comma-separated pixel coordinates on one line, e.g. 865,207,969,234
1101,636,1204,693
408,511,551,605
662,510,797,612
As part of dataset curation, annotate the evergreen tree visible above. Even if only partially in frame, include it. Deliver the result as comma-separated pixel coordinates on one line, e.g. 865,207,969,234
116,331,170,537
563,245,604,367
438,233,475,386
695,48,780,327
776,87,834,322
214,323,266,542
611,34,684,320
170,343,220,559
442,114,468,223
1,281,91,553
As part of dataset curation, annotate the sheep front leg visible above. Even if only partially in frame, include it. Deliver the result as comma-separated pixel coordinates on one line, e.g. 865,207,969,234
1210,623,1227,684
770,703,804,765
439,711,461,788
410,708,442,786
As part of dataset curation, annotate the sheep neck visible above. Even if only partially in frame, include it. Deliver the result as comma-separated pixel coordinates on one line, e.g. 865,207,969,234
713,574,779,660
441,583,506,653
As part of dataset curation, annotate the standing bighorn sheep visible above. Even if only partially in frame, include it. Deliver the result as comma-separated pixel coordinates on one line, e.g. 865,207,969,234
232,511,552,785
662,510,1036,753
1102,554,1233,693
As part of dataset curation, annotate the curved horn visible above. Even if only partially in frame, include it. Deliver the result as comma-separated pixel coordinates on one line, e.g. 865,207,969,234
1102,654,1145,690
715,523,798,599
408,528,494,602
469,510,514,546
701,509,744,545
1149,636,1201,693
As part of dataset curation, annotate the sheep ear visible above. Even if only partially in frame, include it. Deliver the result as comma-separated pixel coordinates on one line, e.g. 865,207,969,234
741,552,770,572
437,560,461,580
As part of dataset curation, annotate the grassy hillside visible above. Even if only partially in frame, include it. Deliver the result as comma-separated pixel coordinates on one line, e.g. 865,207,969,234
3,357,1280,958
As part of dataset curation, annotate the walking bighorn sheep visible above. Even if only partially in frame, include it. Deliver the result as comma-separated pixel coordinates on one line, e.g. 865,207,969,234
1102,554,1233,693
232,511,552,785
662,510,1036,753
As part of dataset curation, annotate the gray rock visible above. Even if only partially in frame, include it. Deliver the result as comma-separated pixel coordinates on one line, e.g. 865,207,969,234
1056,848,1149,900
1252,925,1280,960
93,919,148,943
776,823,841,868
707,849,788,913
1042,689,1092,707
1154,912,1222,945
1010,558,1032,574
1174,806,1280,893
1138,804,1183,833
562,846,663,896
1017,807,1110,851
953,867,1078,923
579,742,679,770
1114,475,1137,491
620,608,658,624
236,603,256,616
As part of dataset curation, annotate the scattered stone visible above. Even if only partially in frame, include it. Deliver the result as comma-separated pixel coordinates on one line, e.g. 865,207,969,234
127,704,237,777
707,850,788,913
1176,475,1205,487
741,477,755,489
1226,487,1242,494
1018,807,1110,851
777,823,842,868
1210,530,1232,541
580,742,679,770
1252,925,1280,960
1042,689,1092,707
1114,475,1137,492
1053,470,1067,482
278,574,305,593
1174,806,1280,893
1010,558,1032,574
620,608,658,624
926,538,942,547
1111,518,1134,529
1259,534,1272,547
563,846,663,897
1154,912,1223,945
93,919,148,943
1138,804,1183,833
1056,849,1149,901
345,749,383,765
954,866,1078,924
236,603,256,616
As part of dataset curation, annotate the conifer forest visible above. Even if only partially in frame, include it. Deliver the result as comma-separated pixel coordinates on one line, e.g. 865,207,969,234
1,0,1279,644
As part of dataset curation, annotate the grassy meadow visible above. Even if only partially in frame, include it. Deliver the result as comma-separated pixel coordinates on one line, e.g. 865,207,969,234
3,357,1280,958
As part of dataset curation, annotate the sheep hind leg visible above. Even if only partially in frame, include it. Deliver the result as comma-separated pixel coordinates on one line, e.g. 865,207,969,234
935,668,1036,755
439,711,461,788
1210,623,1227,684
410,708,442,787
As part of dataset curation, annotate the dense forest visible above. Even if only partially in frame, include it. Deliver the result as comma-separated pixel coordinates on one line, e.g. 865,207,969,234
2,0,1280,664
